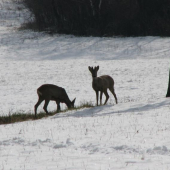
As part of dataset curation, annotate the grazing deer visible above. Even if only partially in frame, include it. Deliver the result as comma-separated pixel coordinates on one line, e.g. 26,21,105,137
34,84,76,117
88,66,118,106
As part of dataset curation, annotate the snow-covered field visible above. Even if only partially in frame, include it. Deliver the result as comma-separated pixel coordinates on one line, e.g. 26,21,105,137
0,0,170,169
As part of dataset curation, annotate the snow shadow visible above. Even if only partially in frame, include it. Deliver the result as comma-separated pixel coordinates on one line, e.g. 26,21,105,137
52,98,169,119
109,99,170,115
52,105,113,119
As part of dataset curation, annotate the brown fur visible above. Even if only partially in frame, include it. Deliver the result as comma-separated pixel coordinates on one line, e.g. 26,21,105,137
34,84,76,117
88,66,117,106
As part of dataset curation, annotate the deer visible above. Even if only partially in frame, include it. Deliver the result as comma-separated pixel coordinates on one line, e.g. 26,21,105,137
88,66,118,106
34,84,76,117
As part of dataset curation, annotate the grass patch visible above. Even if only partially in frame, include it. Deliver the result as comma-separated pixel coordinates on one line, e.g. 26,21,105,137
0,102,94,125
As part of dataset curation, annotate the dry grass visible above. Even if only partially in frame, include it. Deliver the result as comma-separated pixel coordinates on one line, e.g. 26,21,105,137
0,102,94,125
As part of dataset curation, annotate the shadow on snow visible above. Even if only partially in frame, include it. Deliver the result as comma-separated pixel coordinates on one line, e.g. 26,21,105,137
52,98,170,119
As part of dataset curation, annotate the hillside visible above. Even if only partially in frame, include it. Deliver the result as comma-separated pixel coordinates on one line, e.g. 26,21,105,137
0,0,170,169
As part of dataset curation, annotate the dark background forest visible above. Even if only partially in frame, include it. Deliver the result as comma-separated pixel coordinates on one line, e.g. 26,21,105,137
23,0,170,37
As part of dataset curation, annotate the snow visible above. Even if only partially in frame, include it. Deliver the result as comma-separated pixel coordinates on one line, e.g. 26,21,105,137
0,0,170,169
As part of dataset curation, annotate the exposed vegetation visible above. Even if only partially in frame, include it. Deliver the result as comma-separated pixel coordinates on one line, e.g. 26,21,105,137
0,102,93,125
23,0,170,37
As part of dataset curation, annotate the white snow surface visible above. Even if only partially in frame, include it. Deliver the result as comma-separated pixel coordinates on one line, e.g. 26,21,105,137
0,0,170,169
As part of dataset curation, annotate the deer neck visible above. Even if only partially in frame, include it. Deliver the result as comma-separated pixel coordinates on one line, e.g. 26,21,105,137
92,76,100,90
64,98,72,108
92,75,98,84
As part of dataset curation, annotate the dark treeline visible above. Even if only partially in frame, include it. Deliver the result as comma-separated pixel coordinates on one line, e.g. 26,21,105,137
23,0,170,36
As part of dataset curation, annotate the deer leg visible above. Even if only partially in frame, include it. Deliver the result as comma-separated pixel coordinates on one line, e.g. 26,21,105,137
100,91,103,105
56,101,61,112
34,97,44,117
103,90,109,105
43,99,50,115
109,87,118,104
95,91,99,106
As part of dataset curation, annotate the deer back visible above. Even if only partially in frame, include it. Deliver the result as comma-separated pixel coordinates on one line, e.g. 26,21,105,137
92,75,114,91
37,84,71,103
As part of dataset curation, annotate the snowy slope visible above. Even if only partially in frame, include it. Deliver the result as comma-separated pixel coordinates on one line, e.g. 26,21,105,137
0,0,170,170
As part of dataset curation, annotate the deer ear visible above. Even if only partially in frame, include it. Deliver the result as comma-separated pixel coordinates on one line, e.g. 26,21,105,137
72,98,76,104
88,66,92,72
96,66,99,71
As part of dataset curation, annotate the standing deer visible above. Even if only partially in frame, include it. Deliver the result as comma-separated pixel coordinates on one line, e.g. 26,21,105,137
34,84,76,117
88,66,118,106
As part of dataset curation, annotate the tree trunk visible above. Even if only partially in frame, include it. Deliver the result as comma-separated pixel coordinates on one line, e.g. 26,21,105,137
166,69,170,97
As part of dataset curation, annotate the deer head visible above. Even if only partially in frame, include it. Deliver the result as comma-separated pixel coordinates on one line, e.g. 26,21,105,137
88,66,99,78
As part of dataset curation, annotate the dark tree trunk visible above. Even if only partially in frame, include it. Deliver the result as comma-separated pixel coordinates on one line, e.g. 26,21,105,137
166,69,170,97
